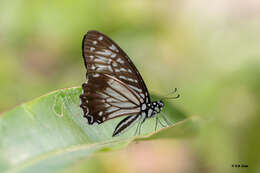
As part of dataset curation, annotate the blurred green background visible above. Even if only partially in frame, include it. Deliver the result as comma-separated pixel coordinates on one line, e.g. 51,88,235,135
0,0,259,172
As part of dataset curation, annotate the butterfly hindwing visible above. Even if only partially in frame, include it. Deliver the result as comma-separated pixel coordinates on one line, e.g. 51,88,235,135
112,114,141,137
80,73,141,124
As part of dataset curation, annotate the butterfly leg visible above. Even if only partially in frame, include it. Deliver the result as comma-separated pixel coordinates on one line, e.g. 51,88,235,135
161,112,172,126
155,116,159,131
138,117,146,135
158,116,167,127
134,116,146,136
134,116,143,136
155,115,170,132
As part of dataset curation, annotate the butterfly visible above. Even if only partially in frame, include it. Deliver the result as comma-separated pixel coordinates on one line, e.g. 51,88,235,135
80,30,179,137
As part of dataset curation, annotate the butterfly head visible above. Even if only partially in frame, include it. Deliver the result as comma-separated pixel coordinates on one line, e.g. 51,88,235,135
146,100,164,118
157,100,164,112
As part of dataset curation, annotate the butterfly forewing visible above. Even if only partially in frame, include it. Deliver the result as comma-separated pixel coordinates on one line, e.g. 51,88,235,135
80,31,150,125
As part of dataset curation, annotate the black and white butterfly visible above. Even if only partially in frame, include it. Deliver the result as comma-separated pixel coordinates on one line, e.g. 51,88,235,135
80,30,178,137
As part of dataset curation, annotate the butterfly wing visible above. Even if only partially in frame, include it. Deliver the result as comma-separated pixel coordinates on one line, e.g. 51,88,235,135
112,114,141,137
80,30,150,124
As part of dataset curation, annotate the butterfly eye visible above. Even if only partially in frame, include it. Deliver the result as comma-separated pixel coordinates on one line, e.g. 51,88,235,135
159,101,164,107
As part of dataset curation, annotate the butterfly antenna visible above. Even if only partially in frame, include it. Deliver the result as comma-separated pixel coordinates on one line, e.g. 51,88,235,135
161,88,180,100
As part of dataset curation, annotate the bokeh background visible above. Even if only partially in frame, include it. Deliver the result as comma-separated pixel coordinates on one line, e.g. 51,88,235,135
0,0,260,173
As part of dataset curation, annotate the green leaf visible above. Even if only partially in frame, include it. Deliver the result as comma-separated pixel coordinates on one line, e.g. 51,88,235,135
0,87,195,173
